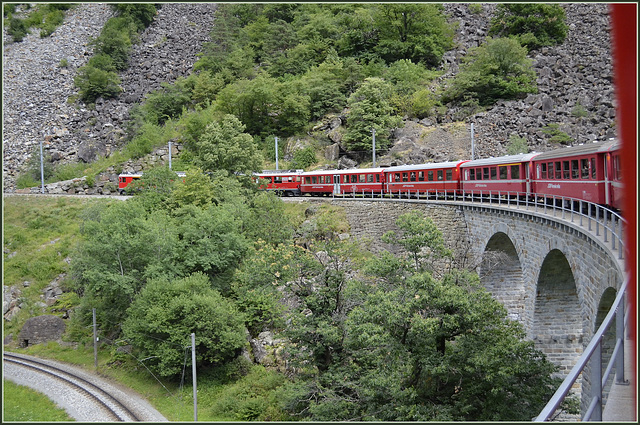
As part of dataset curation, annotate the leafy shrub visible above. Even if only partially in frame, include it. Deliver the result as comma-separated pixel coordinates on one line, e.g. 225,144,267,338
489,4,568,50
541,123,572,144
290,146,317,170
571,102,589,118
7,17,29,42
74,65,122,103
506,133,529,154
442,37,537,106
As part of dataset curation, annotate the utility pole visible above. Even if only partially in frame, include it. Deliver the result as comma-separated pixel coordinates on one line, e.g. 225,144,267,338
471,123,475,160
372,128,376,168
275,137,279,170
191,333,197,421
40,139,45,194
168,141,172,170
93,308,98,370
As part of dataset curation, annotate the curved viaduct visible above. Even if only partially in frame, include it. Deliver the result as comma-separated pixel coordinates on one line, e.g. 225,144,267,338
286,197,627,411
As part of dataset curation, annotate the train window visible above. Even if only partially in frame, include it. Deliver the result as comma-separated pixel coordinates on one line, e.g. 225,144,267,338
410,172,416,182
446,169,452,181
349,174,356,183
581,159,589,179
437,170,443,181
489,167,496,180
541,163,547,179
499,166,507,180
275,176,282,183
482,167,490,180
476,168,482,180
359,174,365,183
470,169,475,180
571,160,579,179
312,176,317,184
614,155,621,180
591,158,596,179
555,162,562,179
395,173,401,182
418,171,424,181
562,161,570,179
547,162,554,179
376,174,380,183
511,165,519,179
428,170,434,181
305,176,311,184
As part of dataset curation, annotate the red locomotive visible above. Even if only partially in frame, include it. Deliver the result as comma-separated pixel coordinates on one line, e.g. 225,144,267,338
254,170,303,197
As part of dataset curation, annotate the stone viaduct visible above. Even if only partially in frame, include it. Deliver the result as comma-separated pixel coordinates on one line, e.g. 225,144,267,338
286,196,628,414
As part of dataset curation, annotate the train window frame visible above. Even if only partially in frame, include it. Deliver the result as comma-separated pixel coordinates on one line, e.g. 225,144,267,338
555,162,562,179
541,163,547,179
376,174,380,183
402,173,408,182
581,158,589,179
483,167,490,180
571,159,579,179
395,172,401,182
428,170,434,181
418,171,424,181
305,176,311,184
437,170,443,181
511,165,520,179
446,169,452,181
470,169,475,180
499,166,508,180
591,158,596,179
410,172,416,182
547,162,554,179
350,174,357,183
359,174,365,183
367,174,373,183
562,161,570,179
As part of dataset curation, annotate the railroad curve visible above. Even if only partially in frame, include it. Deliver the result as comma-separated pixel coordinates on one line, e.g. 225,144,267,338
3,352,168,422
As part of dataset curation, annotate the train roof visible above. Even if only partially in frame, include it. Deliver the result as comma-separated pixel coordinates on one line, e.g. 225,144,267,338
532,139,619,161
384,161,468,172
460,152,540,168
257,169,304,175
302,167,385,176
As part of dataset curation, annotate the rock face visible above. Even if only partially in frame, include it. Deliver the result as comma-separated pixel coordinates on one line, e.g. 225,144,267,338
3,3,616,190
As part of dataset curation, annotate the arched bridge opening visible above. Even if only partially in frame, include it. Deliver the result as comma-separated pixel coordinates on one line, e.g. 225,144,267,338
478,231,525,323
533,249,583,380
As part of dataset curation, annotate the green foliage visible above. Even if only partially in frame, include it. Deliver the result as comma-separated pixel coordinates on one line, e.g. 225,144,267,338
74,64,122,103
3,380,74,421
571,102,589,118
381,210,452,273
112,3,157,31
122,272,246,378
290,146,317,170
343,77,403,155
489,4,568,50
506,133,529,154
5,3,75,42
442,37,537,106
192,114,264,175
15,145,54,189
140,80,192,125
126,166,179,211
541,123,573,144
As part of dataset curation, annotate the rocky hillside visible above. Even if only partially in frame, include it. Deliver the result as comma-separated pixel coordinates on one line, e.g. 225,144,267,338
2,3,616,191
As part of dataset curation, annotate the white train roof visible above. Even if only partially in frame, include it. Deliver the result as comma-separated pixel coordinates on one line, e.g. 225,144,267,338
532,139,619,161
460,153,540,168
302,167,385,176
384,161,468,172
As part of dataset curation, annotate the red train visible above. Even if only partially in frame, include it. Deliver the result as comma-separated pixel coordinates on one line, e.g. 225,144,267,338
117,139,622,212
255,139,623,212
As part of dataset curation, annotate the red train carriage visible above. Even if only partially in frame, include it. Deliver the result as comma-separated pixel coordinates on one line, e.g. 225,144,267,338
530,139,621,210
300,168,385,196
384,161,468,196
118,173,143,194
254,169,303,196
118,171,186,194
460,153,539,197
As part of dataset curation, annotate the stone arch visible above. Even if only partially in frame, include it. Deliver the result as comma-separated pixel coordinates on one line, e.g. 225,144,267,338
478,229,525,324
533,249,583,380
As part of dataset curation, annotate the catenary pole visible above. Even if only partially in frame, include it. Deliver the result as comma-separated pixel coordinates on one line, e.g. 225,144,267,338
471,123,475,160
192,333,197,421
275,137,279,170
40,139,45,193
168,141,172,170
93,308,98,370
372,128,376,168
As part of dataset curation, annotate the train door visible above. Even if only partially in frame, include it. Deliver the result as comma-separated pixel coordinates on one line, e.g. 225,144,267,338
604,153,611,206
526,162,532,196
333,174,341,195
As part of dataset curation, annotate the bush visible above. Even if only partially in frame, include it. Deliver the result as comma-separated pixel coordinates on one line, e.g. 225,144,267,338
290,146,317,169
541,123,572,144
442,37,537,106
489,4,568,50
7,17,29,42
74,65,122,102
506,133,529,154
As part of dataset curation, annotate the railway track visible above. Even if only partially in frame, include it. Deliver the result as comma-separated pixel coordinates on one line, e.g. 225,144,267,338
3,352,144,422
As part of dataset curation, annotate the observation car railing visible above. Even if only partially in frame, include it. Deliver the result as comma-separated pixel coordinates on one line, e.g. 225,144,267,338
326,187,630,421
332,188,626,261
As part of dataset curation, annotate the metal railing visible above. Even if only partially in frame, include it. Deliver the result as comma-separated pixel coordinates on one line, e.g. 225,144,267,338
332,189,625,261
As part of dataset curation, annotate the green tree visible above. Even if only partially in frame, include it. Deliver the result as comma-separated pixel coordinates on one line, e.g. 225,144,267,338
125,166,179,212
373,3,455,67
122,272,246,378
342,77,402,155
168,167,215,209
70,201,177,334
381,210,452,273
74,65,122,103
192,114,264,175
442,37,537,107
489,4,568,50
